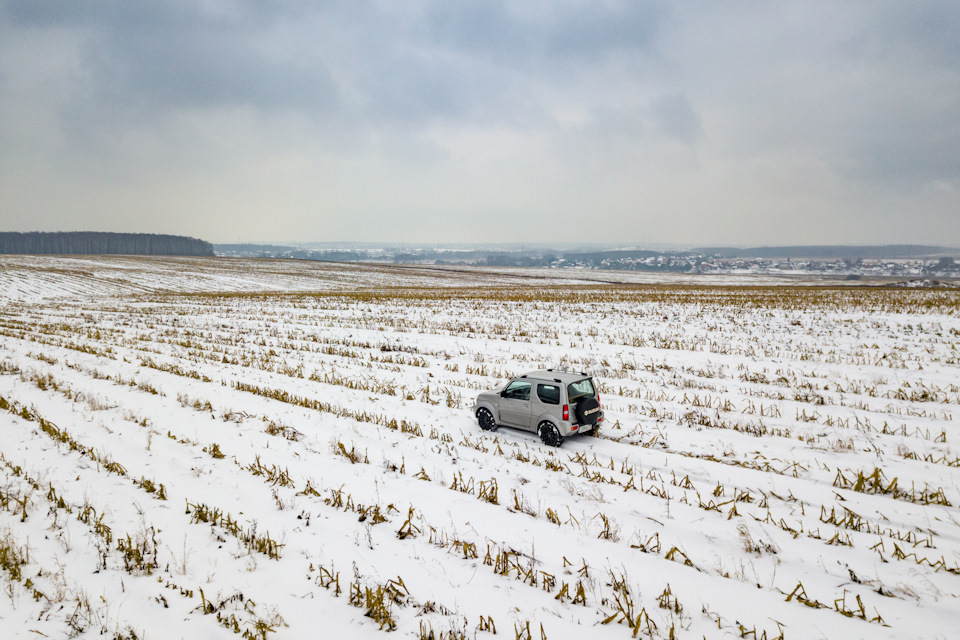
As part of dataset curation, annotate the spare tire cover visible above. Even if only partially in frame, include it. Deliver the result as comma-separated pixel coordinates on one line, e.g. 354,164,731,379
575,397,601,425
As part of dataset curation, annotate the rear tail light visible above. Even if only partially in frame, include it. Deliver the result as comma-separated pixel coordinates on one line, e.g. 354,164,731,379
562,404,569,420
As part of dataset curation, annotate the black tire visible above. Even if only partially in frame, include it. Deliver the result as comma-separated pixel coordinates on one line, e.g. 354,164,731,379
538,421,563,447
477,407,497,431
575,397,601,426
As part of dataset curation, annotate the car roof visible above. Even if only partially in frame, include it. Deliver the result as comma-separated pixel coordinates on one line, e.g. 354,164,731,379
517,369,591,384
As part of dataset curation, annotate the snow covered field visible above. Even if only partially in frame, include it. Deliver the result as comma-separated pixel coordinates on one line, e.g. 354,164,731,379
0,257,958,639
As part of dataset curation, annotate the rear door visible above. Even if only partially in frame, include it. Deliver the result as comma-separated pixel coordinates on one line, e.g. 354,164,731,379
499,380,533,428
567,378,599,428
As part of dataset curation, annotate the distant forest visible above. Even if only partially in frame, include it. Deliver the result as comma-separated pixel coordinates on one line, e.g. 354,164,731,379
0,232,215,256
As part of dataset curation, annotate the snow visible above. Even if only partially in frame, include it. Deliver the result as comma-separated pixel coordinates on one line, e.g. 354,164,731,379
0,256,958,639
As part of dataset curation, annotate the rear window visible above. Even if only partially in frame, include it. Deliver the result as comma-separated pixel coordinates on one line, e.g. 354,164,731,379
537,384,560,405
567,378,595,402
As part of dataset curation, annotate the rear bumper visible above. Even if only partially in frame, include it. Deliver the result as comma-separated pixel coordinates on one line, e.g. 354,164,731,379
564,411,603,436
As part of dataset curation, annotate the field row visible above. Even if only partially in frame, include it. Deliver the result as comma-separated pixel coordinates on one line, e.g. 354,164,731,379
1,281,958,639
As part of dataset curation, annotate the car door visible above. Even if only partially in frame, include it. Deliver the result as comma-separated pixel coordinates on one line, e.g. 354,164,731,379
499,380,532,428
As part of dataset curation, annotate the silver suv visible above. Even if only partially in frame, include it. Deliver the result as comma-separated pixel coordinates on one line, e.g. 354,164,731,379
473,369,603,446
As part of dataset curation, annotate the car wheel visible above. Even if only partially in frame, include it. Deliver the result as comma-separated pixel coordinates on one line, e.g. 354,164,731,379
477,407,497,431
538,421,563,447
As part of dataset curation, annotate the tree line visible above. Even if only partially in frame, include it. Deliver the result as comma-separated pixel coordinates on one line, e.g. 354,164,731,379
0,232,215,256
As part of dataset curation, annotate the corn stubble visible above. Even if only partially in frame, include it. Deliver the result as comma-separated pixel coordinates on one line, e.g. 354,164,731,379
0,264,957,638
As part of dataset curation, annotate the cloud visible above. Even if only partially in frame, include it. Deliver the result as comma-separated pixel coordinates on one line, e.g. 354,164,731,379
650,93,701,145
424,0,665,61
0,0,957,245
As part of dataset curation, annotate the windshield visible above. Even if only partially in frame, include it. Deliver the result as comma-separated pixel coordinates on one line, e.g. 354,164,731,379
567,378,595,402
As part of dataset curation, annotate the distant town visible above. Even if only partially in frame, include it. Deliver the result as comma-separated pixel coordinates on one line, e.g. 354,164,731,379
214,243,960,280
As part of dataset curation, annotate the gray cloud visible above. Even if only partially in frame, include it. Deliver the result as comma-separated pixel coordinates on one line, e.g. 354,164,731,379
0,1,957,245
74,6,339,112
849,1,960,70
650,93,701,145
424,1,664,61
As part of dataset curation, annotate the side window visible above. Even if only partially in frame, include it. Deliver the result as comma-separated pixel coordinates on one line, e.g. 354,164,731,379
502,380,531,401
537,384,560,405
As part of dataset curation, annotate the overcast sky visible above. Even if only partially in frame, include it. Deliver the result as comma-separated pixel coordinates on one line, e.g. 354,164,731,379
1,1,958,246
